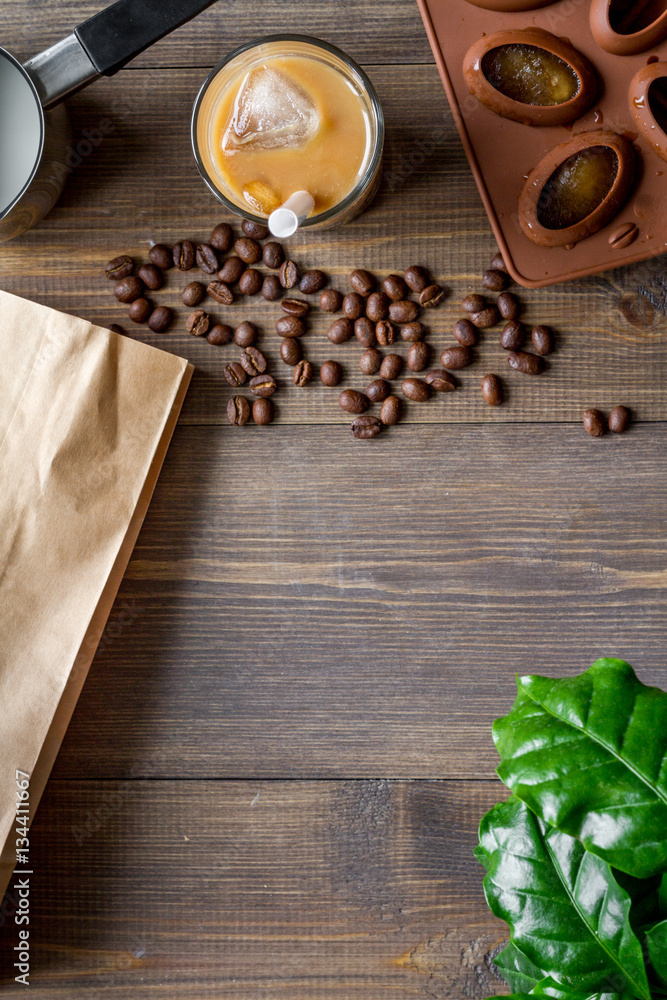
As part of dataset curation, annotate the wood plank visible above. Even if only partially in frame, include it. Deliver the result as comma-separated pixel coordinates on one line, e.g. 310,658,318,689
51,423,667,782
0,779,507,998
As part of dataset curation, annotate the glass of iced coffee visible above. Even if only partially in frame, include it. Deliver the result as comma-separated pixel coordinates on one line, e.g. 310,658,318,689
191,35,384,231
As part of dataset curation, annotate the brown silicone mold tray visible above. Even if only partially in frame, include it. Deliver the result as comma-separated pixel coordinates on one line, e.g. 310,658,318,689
416,0,667,286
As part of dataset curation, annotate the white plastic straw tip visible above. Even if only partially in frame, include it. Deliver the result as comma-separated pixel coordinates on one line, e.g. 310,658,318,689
268,190,315,238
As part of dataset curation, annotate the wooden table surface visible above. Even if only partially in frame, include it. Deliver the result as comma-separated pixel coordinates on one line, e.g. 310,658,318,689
2,1,667,996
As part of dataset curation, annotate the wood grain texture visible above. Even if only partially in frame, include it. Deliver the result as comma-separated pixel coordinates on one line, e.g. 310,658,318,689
51,423,667,781
0,780,507,998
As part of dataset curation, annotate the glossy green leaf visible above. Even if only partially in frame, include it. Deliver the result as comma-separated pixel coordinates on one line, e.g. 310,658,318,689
660,874,667,917
476,796,651,999
493,658,667,878
484,982,614,1000
494,940,546,993
646,919,667,986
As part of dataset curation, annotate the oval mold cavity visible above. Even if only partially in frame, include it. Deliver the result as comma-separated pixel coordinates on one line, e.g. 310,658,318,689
629,62,667,161
537,146,619,230
590,0,667,54
481,44,579,107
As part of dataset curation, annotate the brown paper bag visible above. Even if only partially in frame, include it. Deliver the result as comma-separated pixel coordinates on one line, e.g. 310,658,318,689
0,290,193,900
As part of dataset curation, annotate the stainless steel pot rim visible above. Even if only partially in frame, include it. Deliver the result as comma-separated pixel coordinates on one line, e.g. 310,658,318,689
0,47,45,222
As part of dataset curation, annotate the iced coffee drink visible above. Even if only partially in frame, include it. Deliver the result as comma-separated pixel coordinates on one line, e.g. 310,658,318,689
192,36,384,229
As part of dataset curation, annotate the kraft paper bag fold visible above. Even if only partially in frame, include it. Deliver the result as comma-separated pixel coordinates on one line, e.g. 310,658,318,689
0,290,193,899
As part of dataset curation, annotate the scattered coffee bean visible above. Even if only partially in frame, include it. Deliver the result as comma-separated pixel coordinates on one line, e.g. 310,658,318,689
320,288,342,313
281,298,310,317
279,260,300,289
508,351,545,375
389,300,419,324
349,268,375,296
609,405,630,433
583,408,605,437
218,256,245,284
339,389,370,414
490,252,507,272
240,346,267,375
382,274,408,301
380,395,402,425
355,317,376,347
300,269,326,294
148,244,173,270
293,360,314,386
280,338,302,365
360,348,382,375
210,223,233,253
234,237,262,264
343,293,365,320
137,263,163,291
196,243,219,274
404,265,428,293
277,315,306,338
500,321,525,352
207,323,233,346
366,291,389,322
408,341,430,372
250,374,278,397
262,274,282,301
470,306,499,328
109,323,127,336
482,268,509,292
182,281,206,307
223,361,247,386
147,305,174,333
453,318,478,347
328,318,354,344
531,325,553,356
380,354,403,380
425,369,456,393
375,320,395,347
366,378,391,403
400,321,425,343
173,240,195,270
440,345,473,370
401,377,431,402
105,255,133,280
235,321,257,347
242,219,269,240
252,397,274,425
481,373,503,406
186,309,210,337
128,297,152,323
352,415,382,439
238,268,262,296
419,283,445,308
207,280,234,305
114,276,144,303
263,241,284,269
462,293,485,313
320,360,343,386
227,396,250,425
497,291,520,321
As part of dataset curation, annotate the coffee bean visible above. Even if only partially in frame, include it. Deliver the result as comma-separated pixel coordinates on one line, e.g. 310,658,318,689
462,293,485,313
320,288,342,313
352,415,382,439
105,255,133,280
482,268,509,292
360,348,382,375
366,378,391,402
440,345,473,370
238,268,262,295
186,309,210,337
375,320,396,347
173,240,195,270
400,321,425,343
320,360,342,386
339,389,369,414
207,280,234,305
263,241,284,269
380,354,403,380
354,317,376,347
380,395,401,425
299,269,326,294
497,292,520,321
293,360,314,386
218,256,245,284
481,373,503,406
277,315,306,338
490,252,507,272
114,276,144,303
408,341,430,372
401,377,431,402
389,300,419,323
382,274,408,301
234,321,257,347
196,243,219,274
262,274,282,301
149,244,173,270
366,291,389,322
223,361,247,386
404,265,429,293
250,374,278,397
227,396,250,425
500,321,525,352
136,263,163,291
279,260,299,289
281,298,310,317
453,318,478,347
583,408,605,437
280,338,302,365
234,237,262,264
609,405,630,433
531,325,553,356
425,369,457,393
207,323,233,346
470,306,499,328
419,284,445,308
242,219,269,240
147,305,174,333
210,223,233,252
343,293,365,320
349,269,375,296
252,397,274,425
182,281,206,307
128,297,152,323
109,323,127,336
328,318,354,344
507,351,545,375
